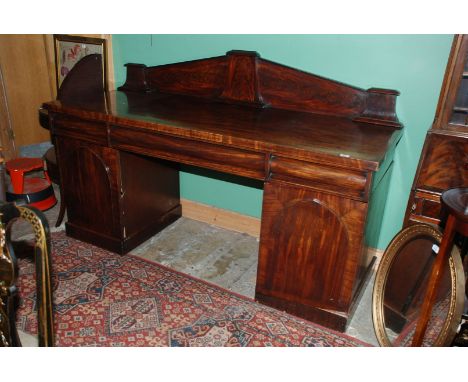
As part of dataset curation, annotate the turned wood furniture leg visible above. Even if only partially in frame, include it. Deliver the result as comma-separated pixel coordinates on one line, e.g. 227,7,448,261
412,187,468,346
411,214,456,346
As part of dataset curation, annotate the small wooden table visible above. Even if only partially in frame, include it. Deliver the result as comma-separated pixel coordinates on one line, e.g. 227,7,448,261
412,188,468,346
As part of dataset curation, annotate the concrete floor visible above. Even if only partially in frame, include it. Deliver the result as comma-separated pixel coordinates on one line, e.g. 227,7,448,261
14,190,379,347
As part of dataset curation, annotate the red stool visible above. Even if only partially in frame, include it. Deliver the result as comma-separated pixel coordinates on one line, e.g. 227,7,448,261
5,157,57,211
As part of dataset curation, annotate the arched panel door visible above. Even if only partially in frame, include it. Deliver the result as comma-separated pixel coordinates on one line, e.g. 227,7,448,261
256,181,368,329
56,137,121,238
266,197,350,306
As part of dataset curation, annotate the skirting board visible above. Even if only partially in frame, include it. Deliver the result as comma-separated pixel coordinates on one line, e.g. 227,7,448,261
180,198,385,264
181,198,261,237
368,247,384,270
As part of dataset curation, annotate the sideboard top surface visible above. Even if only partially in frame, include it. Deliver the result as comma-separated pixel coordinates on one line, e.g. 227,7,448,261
43,51,404,172
45,90,401,172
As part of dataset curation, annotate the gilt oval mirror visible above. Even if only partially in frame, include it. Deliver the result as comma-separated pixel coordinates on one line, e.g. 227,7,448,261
373,224,465,346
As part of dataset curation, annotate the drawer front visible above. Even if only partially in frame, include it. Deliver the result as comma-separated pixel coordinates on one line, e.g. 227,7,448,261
419,197,441,220
417,134,468,191
407,190,441,225
52,114,108,145
269,156,370,200
110,125,266,180
413,196,441,220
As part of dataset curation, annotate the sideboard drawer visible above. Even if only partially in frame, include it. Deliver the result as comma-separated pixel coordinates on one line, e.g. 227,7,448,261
420,197,441,220
269,156,370,200
52,114,108,145
110,125,266,180
414,193,441,220
407,190,442,225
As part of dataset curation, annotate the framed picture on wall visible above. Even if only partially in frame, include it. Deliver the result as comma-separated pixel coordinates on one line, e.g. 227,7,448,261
53,34,107,91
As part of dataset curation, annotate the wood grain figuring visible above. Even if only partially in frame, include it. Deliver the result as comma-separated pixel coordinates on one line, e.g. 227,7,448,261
417,133,468,191
269,156,369,200
420,197,442,221
43,49,402,330
180,199,385,249
256,181,368,330
354,88,401,127
183,200,387,256
220,51,263,105
110,124,266,180
53,114,108,145
51,89,401,172
57,136,181,254
118,51,402,127
119,151,181,248
57,138,121,238
57,54,105,109
257,59,366,117
143,57,227,98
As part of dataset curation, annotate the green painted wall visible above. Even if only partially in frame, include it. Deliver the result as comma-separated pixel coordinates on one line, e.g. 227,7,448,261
112,34,453,249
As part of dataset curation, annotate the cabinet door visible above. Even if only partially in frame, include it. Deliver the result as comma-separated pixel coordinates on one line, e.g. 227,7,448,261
256,181,367,315
56,137,122,239
447,37,468,127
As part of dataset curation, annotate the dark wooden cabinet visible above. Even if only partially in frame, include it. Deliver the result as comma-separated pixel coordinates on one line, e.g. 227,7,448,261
54,119,181,254
56,137,122,239
257,181,369,328
43,51,402,331
405,35,468,226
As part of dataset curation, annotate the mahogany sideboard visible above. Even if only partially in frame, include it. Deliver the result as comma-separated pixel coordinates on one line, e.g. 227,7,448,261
41,51,403,331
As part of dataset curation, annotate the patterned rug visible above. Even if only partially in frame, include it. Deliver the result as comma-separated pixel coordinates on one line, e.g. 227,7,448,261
393,291,451,346
15,232,369,347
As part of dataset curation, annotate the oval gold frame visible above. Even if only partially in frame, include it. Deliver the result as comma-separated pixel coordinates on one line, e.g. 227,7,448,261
373,224,465,346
